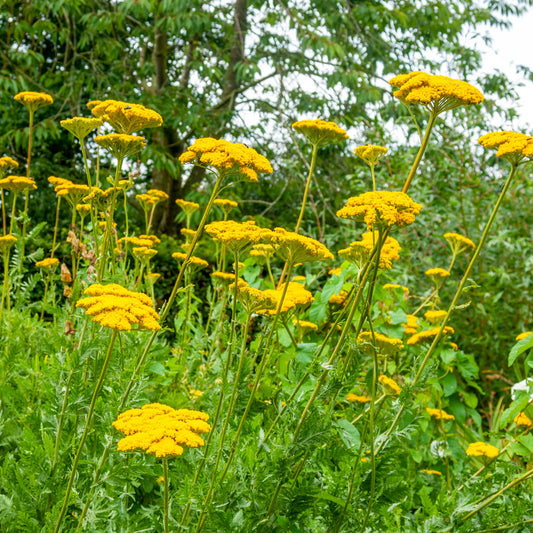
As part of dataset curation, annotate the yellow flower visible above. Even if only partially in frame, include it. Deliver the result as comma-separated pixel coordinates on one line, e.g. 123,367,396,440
88,99,125,117
172,252,209,269
402,314,419,335
329,290,348,306
383,283,409,296
407,326,454,346
175,199,201,214
94,133,146,159
0,157,19,179
55,183,90,206
179,137,273,181
357,331,404,355
338,231,401,269
75,204,92,217
465,442,499,459
478,131,533,165
76,283,161,331
292,276,307,283
514,412,533,427
0,176,37,193
425,267,450,279
293,318,318,334
211,271,238,285
424,310,448,324
0,234,17,252
378,375,401,395
426,407,455,421
14,91,53,112
113,403,210,458
60,117,103,140
420,469,442,476
516,331,532,341
118,235,156,248
35,257,60,270
389,72,484,114
337,191,422,230
229,280,279,314
205,220,270,252
258,282,314,315
132,247,158,260
266,227,334,263
354,144,388,166
346,394,371,403
444,232,475,255
292,119,348,146
214,198,238,215
100,101,163,134
249,243,276,261
136,189,169,210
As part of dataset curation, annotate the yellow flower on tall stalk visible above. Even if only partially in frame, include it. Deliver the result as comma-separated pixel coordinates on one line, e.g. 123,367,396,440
60,117,103,142
478,131,533,167
338,231,401,269
229,279,278,314
444,232,475,256
14,91,53,112
337,191,422,230
258,281,314,315
0,175,37,194
465,442,499,459
346,394,371,403
407,326,454,346
425,267,450,289
90,101,163,134
214,198,238,219
0,234,17,321
205,220,271,253
36,257,60,320
378,375,402,395
292,119,348,146
267,227,334,264
402,314,419,335
514,412,533,427
424,310,448,324
0,176,38,239
95,133,147,159
426,407,455,421
354,144,388,191
357,331,404,355
136,189,169,233
0,157,19,235
172,252,209,271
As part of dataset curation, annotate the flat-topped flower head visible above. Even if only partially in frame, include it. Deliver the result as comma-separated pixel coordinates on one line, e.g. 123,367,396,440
514,412,533,427
211,271,238,286
172,252,209,270
100,101,163,134
444,232,475,256
76,203,91,218
205,220,271,253
0,157,19,178
136,189,169,210
426,407,455,421
402,314,419,335
0,234,17,253
88,99,125,116
14,91,53,113
113,403,210,458
55,182,91,206
329,289,348,306
389,71,484,115
378,375,401,395
229,279,278,314
465,442,499,459
293,318,318,335
383,283,409,297
61,117,104,141
133,247,158,261
214,198,238,216
258,281,314,315
76,283,160,331
358,331,404,355
118,235,157,249
424,310,448,324
354,145,388,166
292,119,349,146
338,231,401,269
35,257,60,270
516,331,532,342
425,267,450,287
337,191,422,230
95,133,146,159
346,394,371,403
249,243,276,262
175,198,200,215
0,175,37,193
266,227,334,263
478,130,533,166
407,326,454,346
179,137,273,182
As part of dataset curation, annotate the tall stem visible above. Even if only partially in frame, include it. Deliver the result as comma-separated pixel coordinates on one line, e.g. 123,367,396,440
50,197,61,259
163,457,170,533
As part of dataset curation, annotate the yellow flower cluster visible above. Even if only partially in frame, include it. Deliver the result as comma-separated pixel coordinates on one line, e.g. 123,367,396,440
293,319,318,333
172,252,209,269
357,331,404,355
465,442,499,459
35,257,60,270
54,180,90,205
211,271,237,285
407,326,454,346
354,144,388,166
258,282,314,315
76,283,160,331
249,244,276,260
113,403,210,458
0,175,37,193
378,375,401,395
179,137,273,182
60,117,103,140
346,394,371,403
420,469,442,476
292,119,349,145
516,331,532,341
383,283,409,296
426,407,455,421
267,227,334,263
338,231,401,270
389,72,484,114
0,157,19,178
119,235,159,249
76,203,91,217
337,191,422,230
94,101,163,134
214,198,238,212
424,310,448,324
425,267,450,279
95,133,146,159
136,189,169,209
329,290,349,306
14,91,54,112
133,247,158,260
514,412,533,427
402,314,419,335
478,131,533,165
175,199,200,214
205,220,269,252
229,280,278,314
444,232,475,255
0,234,17,252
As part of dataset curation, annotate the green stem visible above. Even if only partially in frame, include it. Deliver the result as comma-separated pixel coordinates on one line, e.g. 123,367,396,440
26,111,34,178
163,457,169,533
9,192,18,234
1,189,6,235
51,197,61,259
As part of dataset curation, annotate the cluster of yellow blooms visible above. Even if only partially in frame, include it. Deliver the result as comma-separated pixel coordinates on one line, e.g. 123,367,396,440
51,179,90,206
346,393,371,403
14,91,54,112
378,375,402,395
113,403,210,458
0,234,17,252
407,326,454,346
425,267,450,279
337,191,422,230
338,231,401,270
205,220,269,252
258,282,314,315
211,271,237,285
95,133,147,159
60,116,103,141
424,310,448,324
426,407,455,421
172,252,209,269
293,318,318,334
478,131,533,165
268,227,334,263
357,331,404,355
136,189,169,210
179,137,273,182
329,290,349,306
35,257,60,270
0,175,37,193
249,243,276,260
383,283,409,296
354,144,388,166
76,283,160,331
175,199,201,215
0,156,19,177
292,119,348,146
444,232,475,255
402,314,419,335
465,442,499,459
420,469,442,476
229,280,278,314
514,412,533,427
214,198,238,215
389,71,484,114
516,331,532,342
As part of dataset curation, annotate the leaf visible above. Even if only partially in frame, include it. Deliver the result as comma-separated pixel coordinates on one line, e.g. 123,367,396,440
442,373,457,397
500,394,531,429
518,433,533,454
509,334,533,367
336,419,361,451
295,342,316,365
147,361,166,375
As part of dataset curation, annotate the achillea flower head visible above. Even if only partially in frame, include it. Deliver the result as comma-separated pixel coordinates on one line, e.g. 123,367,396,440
383,283,409,296
113,403,210,458
293,318,318,334
292,275,307,283
407,326,454,346
179,137,273,181
402,314,419,335
118,235,157,248
0,234,17,252
205,220,270,252
426,407,455,421
95,133,146,159
133,247,158,260
88,99,125,117
424,310,448,324
0,175,37,193
420,469,442,476
211,271,238,285
14,91,53,112
346,394,371,403
444,232,475,255
292,119,348,146
425,267,450,286
465,442,499,459
214,198,238,215
329,289,349,306
516,331,532,342
229,279,278,313
136,189,169,210
338,231,401,269
354,144,388,166
389,72,483,114
337,191,422,230
378,375,401,395
478,131,533,165
35,257,60,270
0,157,19,178
258,282,314,315
249,243,276,261
76,283,160,331
329,267,342,277
101,101,163,134
514,412,533,427
60,117,103,140
266,227,334,263
172,252,209,270
55,182,90,206
357,331,404,355
175,199,200,214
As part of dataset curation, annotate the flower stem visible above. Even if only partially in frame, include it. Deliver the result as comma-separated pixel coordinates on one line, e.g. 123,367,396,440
163,457,170,533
